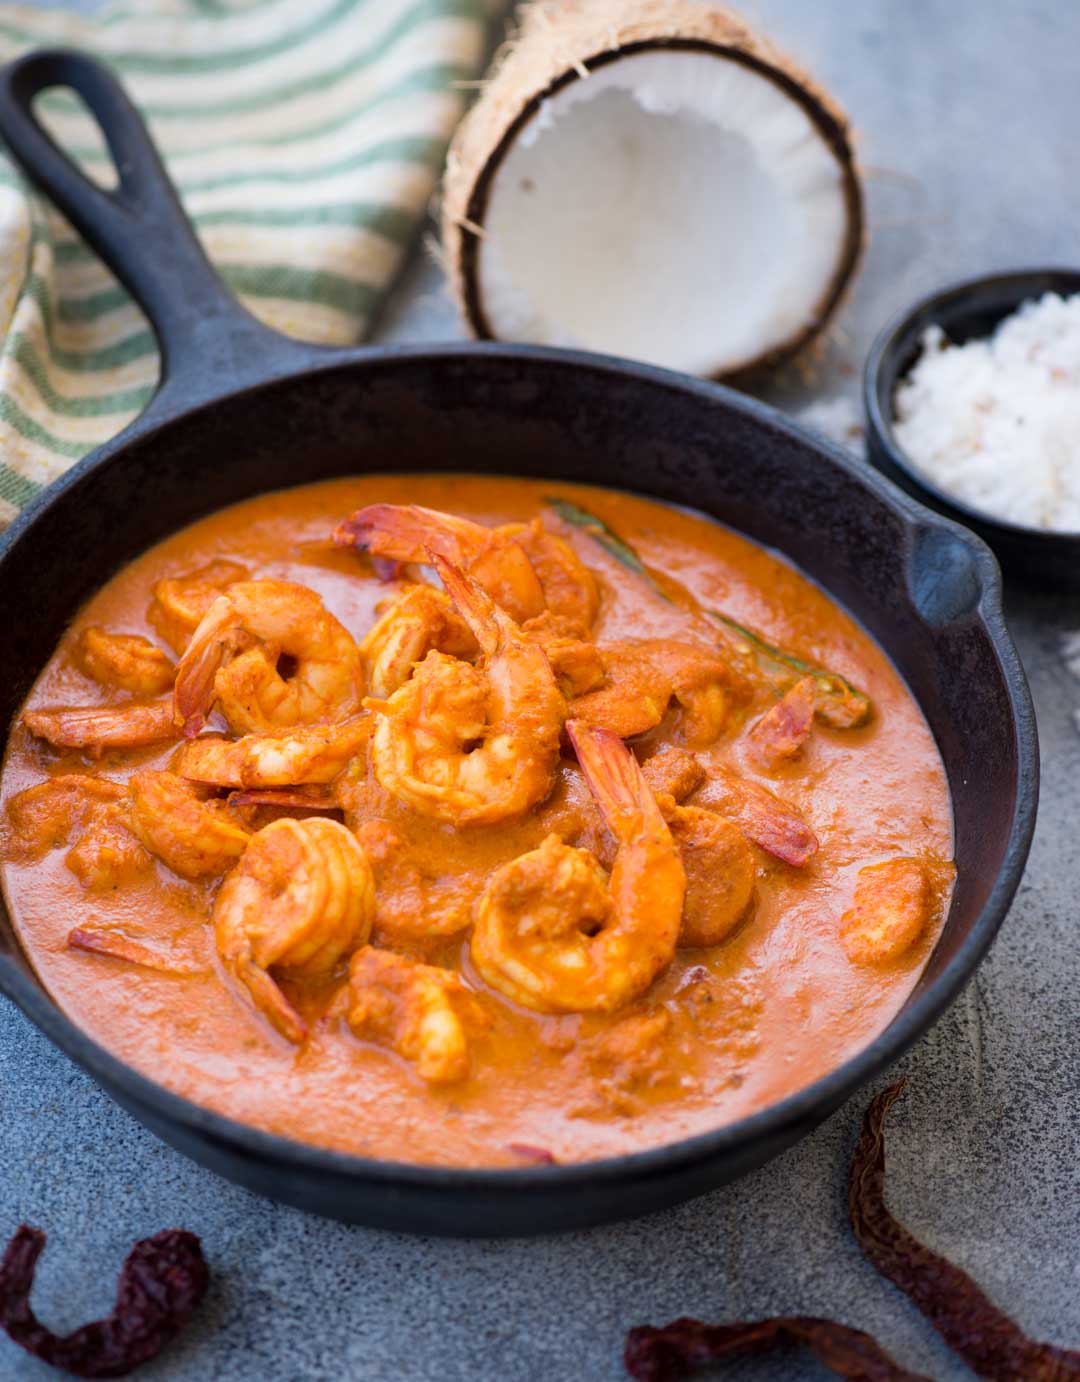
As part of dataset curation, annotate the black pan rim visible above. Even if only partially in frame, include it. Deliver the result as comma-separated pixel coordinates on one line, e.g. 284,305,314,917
0,341,1039,1204
864,265,1080,544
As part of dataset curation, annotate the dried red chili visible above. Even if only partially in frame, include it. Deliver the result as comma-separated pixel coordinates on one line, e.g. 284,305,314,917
624,1316,930,1381
850,1079,1080,1382
0,1224,208,1378
625,1077,1080,1381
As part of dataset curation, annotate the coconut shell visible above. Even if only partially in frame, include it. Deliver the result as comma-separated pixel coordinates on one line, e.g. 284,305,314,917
441,0,865,380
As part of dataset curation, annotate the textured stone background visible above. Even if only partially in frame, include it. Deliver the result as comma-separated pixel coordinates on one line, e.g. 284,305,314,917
2,2,1078,1378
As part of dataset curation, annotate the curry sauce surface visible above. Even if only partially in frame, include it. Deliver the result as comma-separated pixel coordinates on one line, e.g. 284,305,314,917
0,476,953,1167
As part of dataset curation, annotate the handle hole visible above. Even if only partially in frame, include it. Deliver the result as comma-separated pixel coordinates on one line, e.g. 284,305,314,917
33,88,118,192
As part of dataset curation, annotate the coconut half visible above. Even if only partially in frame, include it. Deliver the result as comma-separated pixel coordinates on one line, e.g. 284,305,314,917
443,1,864,379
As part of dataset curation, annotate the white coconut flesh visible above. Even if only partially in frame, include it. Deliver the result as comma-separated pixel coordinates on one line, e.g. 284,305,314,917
475,50,854,376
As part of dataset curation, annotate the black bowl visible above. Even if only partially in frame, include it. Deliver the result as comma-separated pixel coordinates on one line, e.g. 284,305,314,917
864,268,1080,589
0,347,1040,1235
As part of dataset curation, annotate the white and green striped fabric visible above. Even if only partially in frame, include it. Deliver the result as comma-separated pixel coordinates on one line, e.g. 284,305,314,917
0,0,489,529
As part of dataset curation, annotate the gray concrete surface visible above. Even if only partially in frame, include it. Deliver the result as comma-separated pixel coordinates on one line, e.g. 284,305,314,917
2,3,1078,1378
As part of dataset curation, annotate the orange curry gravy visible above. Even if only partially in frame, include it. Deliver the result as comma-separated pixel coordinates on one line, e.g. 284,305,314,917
0,476,954,1168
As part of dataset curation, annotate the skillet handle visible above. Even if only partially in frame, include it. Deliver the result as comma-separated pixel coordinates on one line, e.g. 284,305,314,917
0,48,319,427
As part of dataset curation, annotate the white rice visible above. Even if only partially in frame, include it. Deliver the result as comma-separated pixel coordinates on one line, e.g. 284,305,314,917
893,291,1080,531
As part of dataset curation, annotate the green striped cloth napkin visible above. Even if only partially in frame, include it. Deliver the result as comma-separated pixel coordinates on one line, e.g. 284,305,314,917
0,0,489,529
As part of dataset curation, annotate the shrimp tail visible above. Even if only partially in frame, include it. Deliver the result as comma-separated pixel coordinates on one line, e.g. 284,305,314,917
333,504,483,564
430,552,503,650
227,787,337,811
567,719,665,838
340,507,546,625
23,701,178,752
231,951,309,1045
707,773,819,867
67,928,202,976
173,596,235,737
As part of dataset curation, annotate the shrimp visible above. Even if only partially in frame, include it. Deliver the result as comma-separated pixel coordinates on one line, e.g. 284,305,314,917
643,751,760,944
337,503,544,622
365,555,564,826
129,771,250,879
353,819,477,944
642,746,705,803
335,506,598,630
525,619,606,698
638,638,748,747
662,800,756,948
64,804,152,892
2,773,150,890
568,642,673,739
574,1009,677,1117
513,517,599,633
174,719,369,789
214,817,374,1043
471,721,684,1014
78,628,174,697
148,559,249,654
173,579,361,737
346,947,487,1084
4,774,126,860
840,858,931,964
6,768,248,888
361,584,477,698
569,639,744,744
22,700,178,754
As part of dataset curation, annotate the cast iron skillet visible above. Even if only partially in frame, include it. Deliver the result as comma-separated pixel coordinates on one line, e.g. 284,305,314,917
0,51,1038,1237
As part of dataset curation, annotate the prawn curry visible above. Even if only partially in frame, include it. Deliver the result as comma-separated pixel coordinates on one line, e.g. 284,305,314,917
0,478,954,1168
